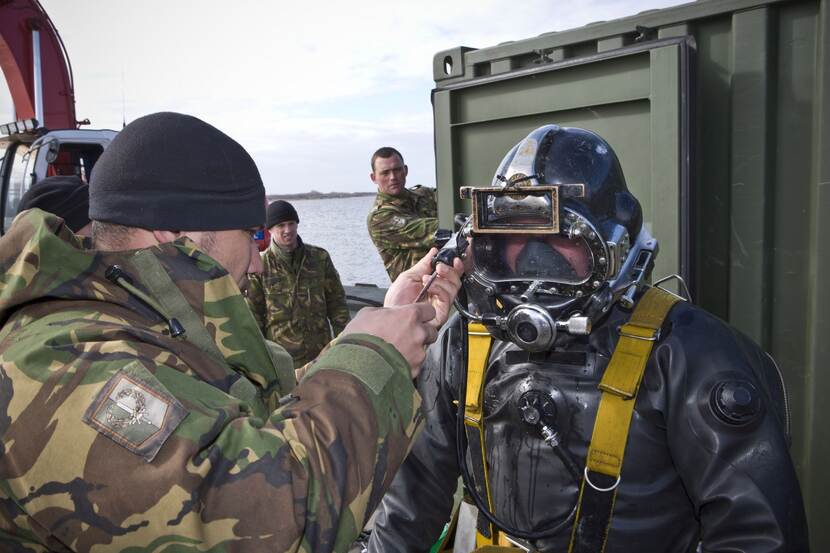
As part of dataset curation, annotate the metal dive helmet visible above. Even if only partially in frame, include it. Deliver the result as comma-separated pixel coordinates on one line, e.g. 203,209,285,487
460,124,658,351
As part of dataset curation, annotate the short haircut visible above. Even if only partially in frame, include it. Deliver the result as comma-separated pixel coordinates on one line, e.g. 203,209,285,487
371,147,404,172
91,220,135,250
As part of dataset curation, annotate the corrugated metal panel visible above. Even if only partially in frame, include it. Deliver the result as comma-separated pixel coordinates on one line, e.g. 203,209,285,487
431,0,829,549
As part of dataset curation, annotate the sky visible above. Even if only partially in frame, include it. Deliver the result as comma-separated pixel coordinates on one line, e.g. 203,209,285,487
5,0,687,195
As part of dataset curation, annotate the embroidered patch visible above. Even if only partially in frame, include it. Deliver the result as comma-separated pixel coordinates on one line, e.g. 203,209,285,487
390,215,406,228
83,361,188,462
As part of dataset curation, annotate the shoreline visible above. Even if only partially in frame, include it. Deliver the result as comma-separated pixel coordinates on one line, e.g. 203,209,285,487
267,191,375,201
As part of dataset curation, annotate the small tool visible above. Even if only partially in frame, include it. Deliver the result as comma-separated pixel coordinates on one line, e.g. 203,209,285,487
414,225,469,303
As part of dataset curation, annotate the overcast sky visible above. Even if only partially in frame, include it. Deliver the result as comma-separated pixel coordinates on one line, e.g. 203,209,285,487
6,0,687,194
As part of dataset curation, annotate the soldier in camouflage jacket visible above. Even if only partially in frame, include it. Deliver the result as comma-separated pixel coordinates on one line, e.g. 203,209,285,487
367,147,438,281
0,113,463,553
247,201,350,368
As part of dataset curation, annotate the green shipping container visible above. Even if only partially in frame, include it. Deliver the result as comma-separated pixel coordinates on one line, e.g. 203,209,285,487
431,0,829,549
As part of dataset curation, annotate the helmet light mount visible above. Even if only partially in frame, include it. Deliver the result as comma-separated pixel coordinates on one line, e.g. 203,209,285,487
460,183,585,235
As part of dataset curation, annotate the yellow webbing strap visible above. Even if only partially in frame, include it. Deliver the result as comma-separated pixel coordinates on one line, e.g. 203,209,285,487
465,322,492,423
569,287,681,553
465,322,497,542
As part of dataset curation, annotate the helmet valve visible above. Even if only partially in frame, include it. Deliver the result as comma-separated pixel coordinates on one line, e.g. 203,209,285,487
556,314,591,335
505,304,592,351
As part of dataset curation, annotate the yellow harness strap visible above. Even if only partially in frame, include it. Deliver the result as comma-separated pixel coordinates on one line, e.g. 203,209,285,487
464,322,499,543
465,322,492,426
569,286,681,553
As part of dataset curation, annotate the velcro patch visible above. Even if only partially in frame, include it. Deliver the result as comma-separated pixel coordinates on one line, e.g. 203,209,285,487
82,361,188,462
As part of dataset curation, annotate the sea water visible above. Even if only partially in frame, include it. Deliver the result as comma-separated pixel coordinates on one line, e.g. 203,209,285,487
286,195,390,287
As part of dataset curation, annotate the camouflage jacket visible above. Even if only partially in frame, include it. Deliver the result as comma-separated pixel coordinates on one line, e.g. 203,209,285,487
367,186,438,281
0,210,422,553
246,237,350,369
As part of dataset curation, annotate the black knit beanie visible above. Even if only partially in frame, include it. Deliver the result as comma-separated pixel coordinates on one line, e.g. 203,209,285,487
89,112,265,231
266,200,299,228
18,175,90,232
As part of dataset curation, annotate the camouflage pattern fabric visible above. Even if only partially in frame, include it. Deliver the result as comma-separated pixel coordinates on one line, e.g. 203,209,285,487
367,186,438,281
0,210,422,552
247,237,350,369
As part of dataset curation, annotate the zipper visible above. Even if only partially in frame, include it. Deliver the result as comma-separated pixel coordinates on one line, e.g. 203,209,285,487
766,352,791,437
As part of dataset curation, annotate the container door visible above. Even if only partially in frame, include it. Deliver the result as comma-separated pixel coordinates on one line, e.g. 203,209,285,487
1,141,32,235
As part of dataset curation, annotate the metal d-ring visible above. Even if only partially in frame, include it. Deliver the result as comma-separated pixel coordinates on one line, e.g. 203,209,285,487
584,467,621,492
652,273,693,302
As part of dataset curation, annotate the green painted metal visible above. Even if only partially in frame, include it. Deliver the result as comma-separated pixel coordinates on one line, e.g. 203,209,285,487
431,0,829,549
433,41,689,285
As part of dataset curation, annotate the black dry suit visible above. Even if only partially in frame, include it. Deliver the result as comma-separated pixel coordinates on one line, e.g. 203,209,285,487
368,297,808,553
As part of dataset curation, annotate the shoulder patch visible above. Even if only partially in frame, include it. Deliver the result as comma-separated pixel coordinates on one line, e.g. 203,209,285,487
82,361,188,462
390,215,406,228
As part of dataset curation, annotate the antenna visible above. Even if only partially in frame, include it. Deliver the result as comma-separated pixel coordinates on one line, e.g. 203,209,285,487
121,69,126,129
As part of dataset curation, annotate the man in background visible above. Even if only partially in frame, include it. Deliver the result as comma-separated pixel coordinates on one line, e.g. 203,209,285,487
247,199,350,368
17,175,92,236
367,147,438,281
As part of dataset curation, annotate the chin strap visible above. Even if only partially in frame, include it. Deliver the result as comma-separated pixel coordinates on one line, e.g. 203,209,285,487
568,286,681,553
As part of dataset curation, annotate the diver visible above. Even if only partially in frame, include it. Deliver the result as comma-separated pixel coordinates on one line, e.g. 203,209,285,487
368,125,808,553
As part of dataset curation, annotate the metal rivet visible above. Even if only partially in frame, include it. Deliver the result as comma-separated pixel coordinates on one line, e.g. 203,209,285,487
599,257,606,265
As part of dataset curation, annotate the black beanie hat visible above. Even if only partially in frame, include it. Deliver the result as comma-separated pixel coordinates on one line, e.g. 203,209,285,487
18,175,90,232
266,200,299,228
89,112,265,231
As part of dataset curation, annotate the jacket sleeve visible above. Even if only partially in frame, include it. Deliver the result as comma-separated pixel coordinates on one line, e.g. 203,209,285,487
245,269,267,333
658,304,809,552
367,206,438,251
369,318,464,553
323,251,350,336
0,334,421,553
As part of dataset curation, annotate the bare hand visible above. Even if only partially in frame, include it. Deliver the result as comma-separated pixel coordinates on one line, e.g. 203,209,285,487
341,303,438,378
384,248,465,329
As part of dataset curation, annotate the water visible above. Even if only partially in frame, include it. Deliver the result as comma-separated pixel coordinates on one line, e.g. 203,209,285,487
286,195,390,287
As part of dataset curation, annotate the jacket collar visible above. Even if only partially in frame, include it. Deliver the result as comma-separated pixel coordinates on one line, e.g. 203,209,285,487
375,188,415,206
270,234,304,260
0,209,282,398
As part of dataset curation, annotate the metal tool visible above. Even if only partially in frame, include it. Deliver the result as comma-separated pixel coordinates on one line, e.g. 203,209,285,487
414,224,469,303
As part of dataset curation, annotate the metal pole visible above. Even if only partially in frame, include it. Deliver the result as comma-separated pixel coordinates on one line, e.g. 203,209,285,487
32,29,43,127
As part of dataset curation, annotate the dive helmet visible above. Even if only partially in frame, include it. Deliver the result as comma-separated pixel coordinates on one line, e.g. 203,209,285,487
460,124,657,351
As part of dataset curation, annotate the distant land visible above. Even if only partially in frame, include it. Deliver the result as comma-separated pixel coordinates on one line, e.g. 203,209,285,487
267,190,375,201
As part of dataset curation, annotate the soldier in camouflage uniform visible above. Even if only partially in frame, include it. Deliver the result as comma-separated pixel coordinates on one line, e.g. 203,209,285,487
247,200,350,368
0,112,464,552
367,147,438,281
